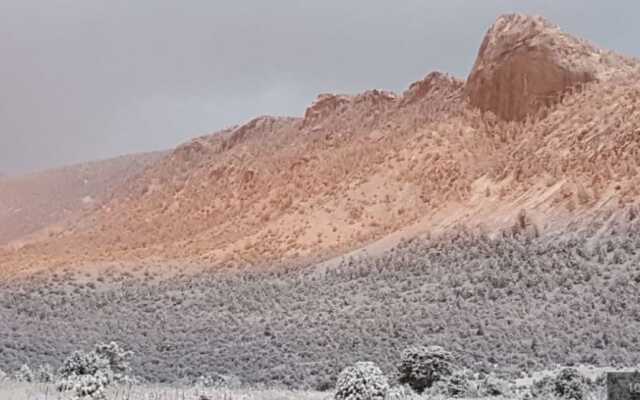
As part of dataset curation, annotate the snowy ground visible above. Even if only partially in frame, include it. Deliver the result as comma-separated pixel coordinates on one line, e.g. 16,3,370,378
0,382,328,400
1,366,633,400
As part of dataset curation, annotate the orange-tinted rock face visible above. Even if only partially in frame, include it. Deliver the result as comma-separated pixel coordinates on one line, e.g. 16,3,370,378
467,47,595,121
465,14,599,121
302,94,354,130
402,72,462,106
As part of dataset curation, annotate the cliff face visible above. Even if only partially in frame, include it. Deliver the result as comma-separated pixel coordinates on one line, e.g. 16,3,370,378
465,14,634,121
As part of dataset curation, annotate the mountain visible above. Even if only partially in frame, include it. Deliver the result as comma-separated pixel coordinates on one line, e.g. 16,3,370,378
1,14,639,277
1,13,640,388
0,153,162,248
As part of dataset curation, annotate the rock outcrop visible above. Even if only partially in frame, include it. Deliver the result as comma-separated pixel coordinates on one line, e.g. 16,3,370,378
302,91,397,134
402,72,463,106
465,14,633,121
302,94,353,128
223,116,299,151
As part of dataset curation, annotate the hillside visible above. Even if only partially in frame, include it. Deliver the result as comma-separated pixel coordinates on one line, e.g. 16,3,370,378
0,153,162,248
1,12,640,390
2,224,639,388
0,13,639,277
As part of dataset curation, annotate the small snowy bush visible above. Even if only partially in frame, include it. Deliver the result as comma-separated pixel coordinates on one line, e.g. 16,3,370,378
58,371,111,399
386,385,422,400
14,364,34,382
479,373,512,396
443,370,473,397
195,373,241,388
93,342,132,381
397,345,454,393
36,364,55,383
59,350,110,380
531,368,592,400
334,361,389,400
56,342,132,399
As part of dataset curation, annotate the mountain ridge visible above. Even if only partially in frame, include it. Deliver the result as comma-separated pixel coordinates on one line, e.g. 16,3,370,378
1,13,639,277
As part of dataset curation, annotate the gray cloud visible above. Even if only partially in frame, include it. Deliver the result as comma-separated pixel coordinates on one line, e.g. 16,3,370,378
1,0,637,175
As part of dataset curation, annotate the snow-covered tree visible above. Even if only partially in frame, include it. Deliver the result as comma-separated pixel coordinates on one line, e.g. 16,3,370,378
334,362,388,400
56,342,132,399
14,364,34,383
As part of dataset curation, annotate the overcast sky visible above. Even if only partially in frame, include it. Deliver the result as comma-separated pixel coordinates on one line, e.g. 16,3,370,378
0,0,637,175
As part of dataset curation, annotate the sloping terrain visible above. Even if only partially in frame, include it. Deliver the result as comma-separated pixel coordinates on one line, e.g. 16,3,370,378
0,153,162,247
1,12,640,390
0,13,639,277
1,224,639,388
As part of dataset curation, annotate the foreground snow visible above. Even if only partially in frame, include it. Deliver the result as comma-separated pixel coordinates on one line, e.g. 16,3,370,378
0,382,328,400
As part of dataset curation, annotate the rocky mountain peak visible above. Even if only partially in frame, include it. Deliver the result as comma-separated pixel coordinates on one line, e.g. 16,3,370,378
465,13,635,121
